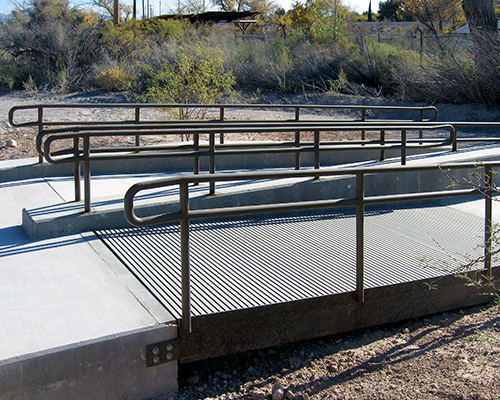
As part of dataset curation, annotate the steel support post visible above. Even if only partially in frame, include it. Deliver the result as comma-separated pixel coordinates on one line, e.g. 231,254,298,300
219,107,225,144
314,130,320,180
356,172,365,303
419,109,424,143
73,137,81,202
135,107,140,147
379,129,386,161
361,108,366,141
485,165,493,279
83,137,91,212
452,125,458,152
193,133,200,186
209,133,216,195
38,107,43,164
295,108,300,170
180,182,192,335
401,129,407,165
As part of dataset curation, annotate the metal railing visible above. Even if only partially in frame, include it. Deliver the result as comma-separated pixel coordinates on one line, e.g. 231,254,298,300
124,161,498,336
9,103,439,163
38,122,455,212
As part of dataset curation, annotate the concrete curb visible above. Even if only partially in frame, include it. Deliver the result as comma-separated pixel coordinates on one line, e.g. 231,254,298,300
0,324,178,400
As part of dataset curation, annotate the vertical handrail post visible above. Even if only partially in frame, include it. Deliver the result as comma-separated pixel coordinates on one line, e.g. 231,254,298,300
83,136,91,212
180,182,192,335
484,165,493,280
193,133,200,186
361,108,366,141
379,129,386,161
295,107,300,170
401,129,407,165
209,133,216,195
38,107,43,164
419,109,424,143
219,106,225,144
314,130,320,180
356,172,365,303
135,106,140,147
73,137,81,202
451,125,458,152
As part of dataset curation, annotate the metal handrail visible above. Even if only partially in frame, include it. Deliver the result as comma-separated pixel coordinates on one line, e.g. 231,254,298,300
9,103,438,163
9,103,439,128
124,161,497,335
40,123,455,212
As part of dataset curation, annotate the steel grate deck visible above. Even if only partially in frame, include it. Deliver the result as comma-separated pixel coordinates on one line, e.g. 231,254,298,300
95,202,485,321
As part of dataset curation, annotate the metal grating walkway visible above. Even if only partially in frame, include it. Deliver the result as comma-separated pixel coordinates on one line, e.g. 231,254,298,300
95,202,484,321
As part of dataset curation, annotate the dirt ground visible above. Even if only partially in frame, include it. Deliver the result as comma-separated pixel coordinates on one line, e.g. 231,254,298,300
1,90,500,400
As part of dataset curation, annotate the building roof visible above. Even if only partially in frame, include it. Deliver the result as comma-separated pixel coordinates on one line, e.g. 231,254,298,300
151,11,260,24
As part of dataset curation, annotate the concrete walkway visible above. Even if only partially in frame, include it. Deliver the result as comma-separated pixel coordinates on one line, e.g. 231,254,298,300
0,175,177,398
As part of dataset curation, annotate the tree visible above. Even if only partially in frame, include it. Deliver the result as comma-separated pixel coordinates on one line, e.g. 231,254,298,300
211,0,276,12
462,0,498,37
403,0,463,33
289,0,353,43
92,0,132,21
377,0,407,20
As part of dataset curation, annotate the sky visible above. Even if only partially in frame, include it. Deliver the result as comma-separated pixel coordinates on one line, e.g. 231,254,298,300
0,0,378,16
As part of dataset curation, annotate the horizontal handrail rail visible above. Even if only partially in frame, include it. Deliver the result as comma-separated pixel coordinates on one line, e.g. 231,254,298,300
39,122,455,212
9,103,439,128
34,120,448,157
124,161,498,335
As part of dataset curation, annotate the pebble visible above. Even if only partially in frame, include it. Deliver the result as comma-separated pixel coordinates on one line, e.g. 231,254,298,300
249,390,266,400
272,383,285,400
6,139,17,147
187,375,200,385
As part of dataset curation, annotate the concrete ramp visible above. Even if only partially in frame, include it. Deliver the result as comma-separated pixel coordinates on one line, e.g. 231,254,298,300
20,144,500,239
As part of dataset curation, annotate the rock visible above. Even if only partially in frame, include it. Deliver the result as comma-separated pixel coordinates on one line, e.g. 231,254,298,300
187,374,200,385
327,364,338,373
6,139,17,147
439,319,451,327
196,386,205,393
272,383,285,400
249,391,266,400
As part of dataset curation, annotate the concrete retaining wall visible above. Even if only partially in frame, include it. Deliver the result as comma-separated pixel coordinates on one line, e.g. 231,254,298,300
0,325,178,400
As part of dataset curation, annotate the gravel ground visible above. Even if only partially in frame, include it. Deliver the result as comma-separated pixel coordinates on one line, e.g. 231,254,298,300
2,90,500,400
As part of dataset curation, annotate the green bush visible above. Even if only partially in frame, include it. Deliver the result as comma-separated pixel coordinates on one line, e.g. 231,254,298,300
139,46,235,119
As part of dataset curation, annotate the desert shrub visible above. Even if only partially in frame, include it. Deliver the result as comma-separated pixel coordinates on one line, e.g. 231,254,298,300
95,67,134,91
137,45,236,119
0,56,17,89
388,36,500,104
0,1,107,89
